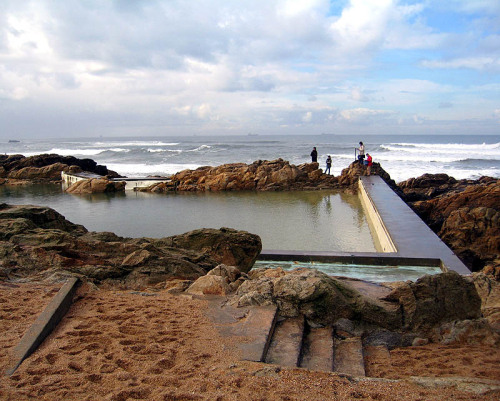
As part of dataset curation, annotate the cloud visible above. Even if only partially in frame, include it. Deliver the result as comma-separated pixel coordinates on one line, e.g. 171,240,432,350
0,0,499,138
422,57,500,72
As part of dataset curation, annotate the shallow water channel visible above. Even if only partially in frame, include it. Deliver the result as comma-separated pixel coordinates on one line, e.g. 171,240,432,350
0,184,375,252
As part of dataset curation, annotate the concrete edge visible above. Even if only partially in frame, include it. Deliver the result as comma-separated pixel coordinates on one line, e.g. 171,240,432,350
5,277,80,376
358,178,397,253
259,250,442,268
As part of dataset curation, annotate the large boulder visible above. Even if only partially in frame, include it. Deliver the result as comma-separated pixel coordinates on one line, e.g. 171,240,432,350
65,178,126,193
383,271,482,332
233,268,401,328
160,227,262,273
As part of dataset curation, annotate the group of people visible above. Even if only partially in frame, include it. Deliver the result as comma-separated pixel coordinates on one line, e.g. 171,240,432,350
310,141,373,176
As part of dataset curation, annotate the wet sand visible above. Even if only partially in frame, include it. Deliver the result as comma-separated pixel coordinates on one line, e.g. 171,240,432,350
1,283,499,401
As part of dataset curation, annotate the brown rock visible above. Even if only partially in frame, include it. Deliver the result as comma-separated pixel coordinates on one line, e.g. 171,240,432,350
384,272,482,332
65,178,126,193
473,272,500,333
187,275,231,295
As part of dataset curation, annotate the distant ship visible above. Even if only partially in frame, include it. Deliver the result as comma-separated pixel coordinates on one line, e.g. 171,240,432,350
8,140,20,143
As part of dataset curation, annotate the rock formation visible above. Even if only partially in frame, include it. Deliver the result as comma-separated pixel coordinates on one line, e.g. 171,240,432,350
65,178,126,194
0,153,119,184
140,158,393,193
0,204,261,287
199,265,499,346
398,175,499,275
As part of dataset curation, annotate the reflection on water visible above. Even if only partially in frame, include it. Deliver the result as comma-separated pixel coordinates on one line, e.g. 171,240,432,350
0,185,375,252
254,260,442,282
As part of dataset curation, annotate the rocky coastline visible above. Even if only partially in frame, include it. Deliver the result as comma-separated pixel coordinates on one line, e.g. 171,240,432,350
1,154,499,398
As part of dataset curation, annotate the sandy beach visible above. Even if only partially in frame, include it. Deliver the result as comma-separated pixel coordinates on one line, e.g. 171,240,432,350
1,282,499,401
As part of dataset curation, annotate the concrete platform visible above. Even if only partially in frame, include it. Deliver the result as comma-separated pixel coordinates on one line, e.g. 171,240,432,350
359,176,469,274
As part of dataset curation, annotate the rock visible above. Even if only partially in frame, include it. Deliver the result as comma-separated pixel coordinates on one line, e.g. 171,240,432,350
234,268,401,328
412,337,429,346
234,277,275,307
400,176,499,273
431,319,500,346
207,264,242,283
7,162,70,180
473,272,500,333
0,204,261,288
384,271,482,332
187,275,231,296
248,267,286,280
161,227,262,273
0,153,118,182
65,178,126,193
363,330,403,349
164,279,192,294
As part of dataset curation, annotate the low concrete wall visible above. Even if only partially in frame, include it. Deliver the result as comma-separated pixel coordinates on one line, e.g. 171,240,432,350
358,179,397,253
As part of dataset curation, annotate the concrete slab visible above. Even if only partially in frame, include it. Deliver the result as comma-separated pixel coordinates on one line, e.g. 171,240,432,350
359,176,470,274
333,337,366,377
205,298,278,362
5,277,80,376
300,326,334,372
265,316,304,367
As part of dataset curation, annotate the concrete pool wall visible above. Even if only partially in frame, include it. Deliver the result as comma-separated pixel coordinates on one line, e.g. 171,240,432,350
261,176,470,275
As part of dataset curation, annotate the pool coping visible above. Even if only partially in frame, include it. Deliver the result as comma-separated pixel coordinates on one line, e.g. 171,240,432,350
260,176,470,275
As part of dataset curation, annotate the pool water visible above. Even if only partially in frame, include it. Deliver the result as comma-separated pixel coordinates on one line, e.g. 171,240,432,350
0,185,376,252
253,260,442,282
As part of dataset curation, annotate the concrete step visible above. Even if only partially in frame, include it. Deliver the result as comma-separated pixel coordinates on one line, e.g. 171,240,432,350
265,316,305,367
206,298,278,362
332,336,366,377
300,326,334,371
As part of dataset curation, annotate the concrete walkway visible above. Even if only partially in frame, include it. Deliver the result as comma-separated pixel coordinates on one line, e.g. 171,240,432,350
359,176,469,274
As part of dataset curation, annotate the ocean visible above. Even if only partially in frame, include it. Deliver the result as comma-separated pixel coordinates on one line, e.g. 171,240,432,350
4,134,499,183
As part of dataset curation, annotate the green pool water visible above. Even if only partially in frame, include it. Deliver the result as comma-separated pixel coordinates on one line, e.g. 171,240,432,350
253,260,443,283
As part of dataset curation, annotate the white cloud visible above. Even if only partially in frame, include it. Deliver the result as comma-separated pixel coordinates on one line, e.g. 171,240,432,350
0,0,498,138
422,57,500,72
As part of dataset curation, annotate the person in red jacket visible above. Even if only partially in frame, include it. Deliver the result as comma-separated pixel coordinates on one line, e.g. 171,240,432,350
366,153,373,176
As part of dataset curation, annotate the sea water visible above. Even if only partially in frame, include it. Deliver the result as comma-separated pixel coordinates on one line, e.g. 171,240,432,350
3,134,499,183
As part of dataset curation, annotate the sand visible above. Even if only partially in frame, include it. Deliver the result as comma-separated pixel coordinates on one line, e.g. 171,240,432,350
1,282,499,401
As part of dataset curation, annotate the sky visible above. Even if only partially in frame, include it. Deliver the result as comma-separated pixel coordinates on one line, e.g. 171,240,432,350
0,0,499,139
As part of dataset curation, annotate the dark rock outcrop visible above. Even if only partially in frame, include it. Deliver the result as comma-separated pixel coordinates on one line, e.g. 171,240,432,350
0,153,119,183
0,204,261,288
398,175,499,274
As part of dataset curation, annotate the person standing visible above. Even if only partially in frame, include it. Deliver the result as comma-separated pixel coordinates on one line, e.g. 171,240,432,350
357,141,365,164
325,155,332,174
310,147,318,162
366,153,373,175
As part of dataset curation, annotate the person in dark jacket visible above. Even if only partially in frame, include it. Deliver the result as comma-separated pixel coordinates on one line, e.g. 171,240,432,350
325,155,332,174
310,147,318,162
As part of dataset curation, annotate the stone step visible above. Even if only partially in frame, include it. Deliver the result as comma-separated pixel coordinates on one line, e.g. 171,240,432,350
206,298,278,362
300,326,334,371
332,336,366,377
265,316,305,367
